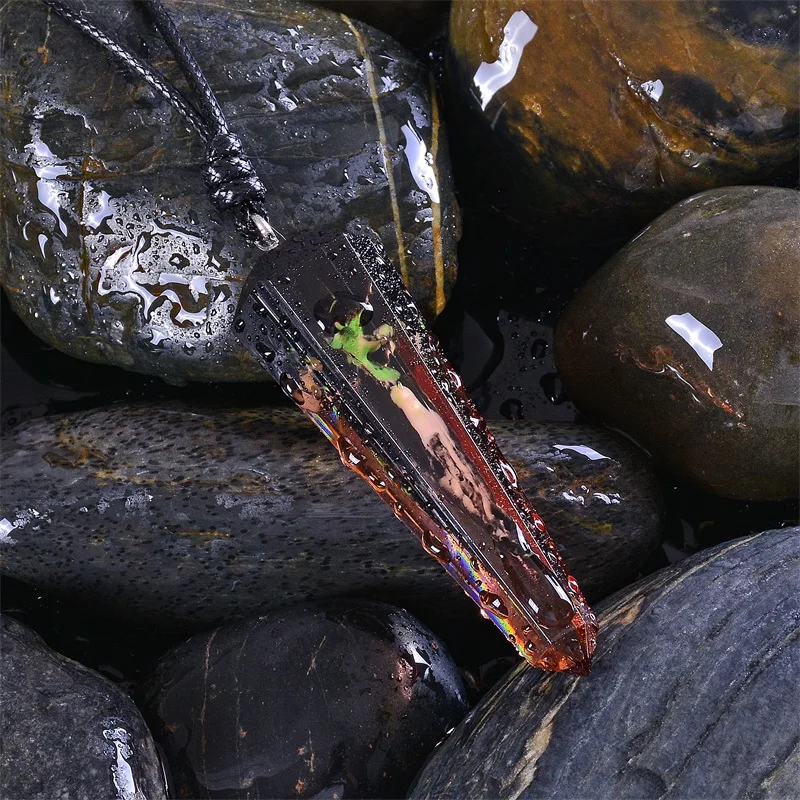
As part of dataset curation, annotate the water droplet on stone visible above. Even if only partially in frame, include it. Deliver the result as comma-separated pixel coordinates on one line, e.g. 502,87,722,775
540,373,567,405
499,399,524,420
531,338,548,360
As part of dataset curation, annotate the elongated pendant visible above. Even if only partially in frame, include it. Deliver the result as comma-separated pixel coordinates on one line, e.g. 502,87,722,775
235,231,597,674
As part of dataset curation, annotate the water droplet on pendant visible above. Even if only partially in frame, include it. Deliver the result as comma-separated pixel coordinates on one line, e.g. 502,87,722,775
234,318,246,332
279,373,303,403
256,341,275,362
499,459,519,487
446,367,462,389
479,591,509,618
421,530,451,564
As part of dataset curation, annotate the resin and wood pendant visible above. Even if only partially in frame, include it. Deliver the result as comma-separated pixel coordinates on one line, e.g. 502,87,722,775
235,231,597,673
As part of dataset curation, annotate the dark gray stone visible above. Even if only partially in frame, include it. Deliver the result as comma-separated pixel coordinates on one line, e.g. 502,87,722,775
0,615,168,800
0,0,458,382
0,401,663,639
409,527,800,800
142,600,468,799
556,186,800,501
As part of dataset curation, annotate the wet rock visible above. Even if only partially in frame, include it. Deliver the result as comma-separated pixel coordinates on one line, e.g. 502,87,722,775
0,0,458,383
447,0,799,258
0,401,663,640
0,614,168,800
143,600,469,799
555,186,800,501
317,1,449,53
410,527,800,800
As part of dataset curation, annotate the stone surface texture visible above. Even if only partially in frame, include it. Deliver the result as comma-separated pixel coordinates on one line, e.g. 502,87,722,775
0,0,458,382
143,600,468,799
555,186,799,501
0,402,663,638
0,615,167,800
410,527,800,800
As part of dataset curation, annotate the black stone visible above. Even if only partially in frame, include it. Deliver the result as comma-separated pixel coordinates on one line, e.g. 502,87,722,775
0,615,168,800
410,527,800,800
0,0,458,382
0,401,664,653
142,600,469,799
316,1,449,54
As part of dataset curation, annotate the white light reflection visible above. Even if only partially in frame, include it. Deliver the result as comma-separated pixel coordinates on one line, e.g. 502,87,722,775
473,11,538,111
552,444,610,461
0,518,17,545
665,312,723,370
546,574,570,602
85,188,114,231
640,78,664,102
26,138,70,236
400,122,440,203
103,727,139,800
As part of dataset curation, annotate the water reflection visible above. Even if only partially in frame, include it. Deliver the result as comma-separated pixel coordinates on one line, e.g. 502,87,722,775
25,137,70,236
640,78,664,102
473,10,538,111
85,187,114,231
665,312,723,370
552,444,610,461
400,121,440,203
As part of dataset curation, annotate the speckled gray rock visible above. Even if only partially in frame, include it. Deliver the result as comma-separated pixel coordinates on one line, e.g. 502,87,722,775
0,0,458,382
555,186,800,501
409,527,800,800
0,402,662,634
0,614,168,800
143,600,469,799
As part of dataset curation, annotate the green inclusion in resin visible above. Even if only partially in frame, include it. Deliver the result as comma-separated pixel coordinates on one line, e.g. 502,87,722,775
331,315,401,384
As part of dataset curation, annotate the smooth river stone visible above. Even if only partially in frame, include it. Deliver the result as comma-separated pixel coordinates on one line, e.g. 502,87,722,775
447,0,799,255
410,527,800,800
0,614,168,800
555,186,800,501
0,402,663,639
143,600,468,799
0,0,457,382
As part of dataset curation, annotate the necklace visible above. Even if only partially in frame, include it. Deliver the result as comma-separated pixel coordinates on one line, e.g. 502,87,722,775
40,0,597,673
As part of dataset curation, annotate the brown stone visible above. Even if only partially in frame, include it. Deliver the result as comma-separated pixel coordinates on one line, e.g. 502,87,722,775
447,0,799,255
555,186,799,501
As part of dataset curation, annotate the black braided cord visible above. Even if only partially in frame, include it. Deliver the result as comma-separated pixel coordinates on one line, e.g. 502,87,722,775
40,0,279,249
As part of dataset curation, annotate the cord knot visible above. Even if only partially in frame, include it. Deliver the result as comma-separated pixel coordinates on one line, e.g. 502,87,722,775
202,132,278,249
203,132,266,211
